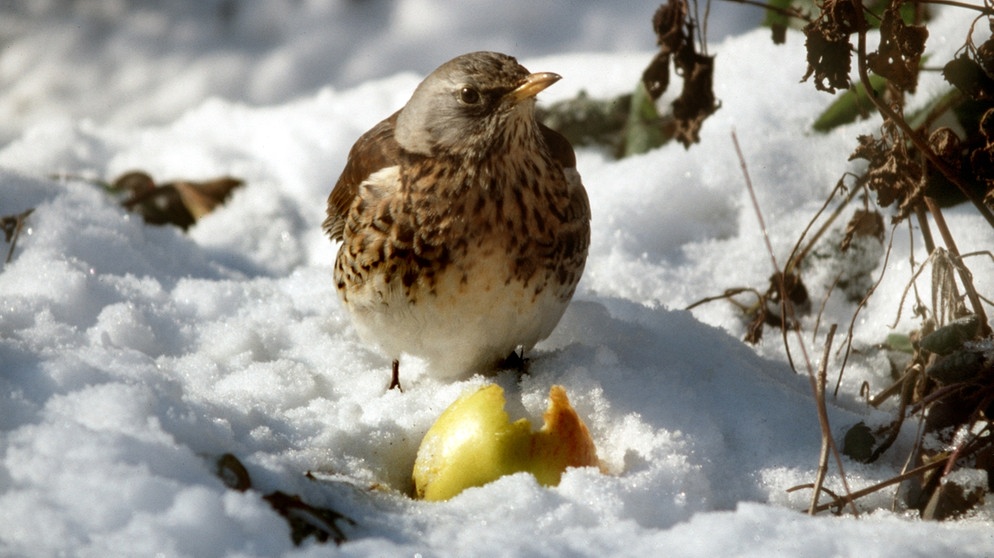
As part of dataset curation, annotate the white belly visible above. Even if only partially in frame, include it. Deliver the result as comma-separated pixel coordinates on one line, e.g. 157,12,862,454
341,251,570,379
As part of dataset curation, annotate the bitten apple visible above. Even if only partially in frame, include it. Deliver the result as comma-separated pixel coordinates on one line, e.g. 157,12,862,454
413,384,599,501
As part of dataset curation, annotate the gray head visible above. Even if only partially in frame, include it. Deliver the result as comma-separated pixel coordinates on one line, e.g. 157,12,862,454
394,52,561,158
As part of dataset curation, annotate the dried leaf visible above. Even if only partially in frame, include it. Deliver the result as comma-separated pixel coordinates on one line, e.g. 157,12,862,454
173,177,244,220
672,52,720,147
1,208,34,265
867,7,928,93
216,453,252,492
641,0,719,148
943,55,994,101
921,469,987,520
263,491,353,546
115,171,244,230
849,125,923,221
839,208,884,251
744,307,766,344
763,271,810,329
842,422,876,462
642,51,672,101
924,349,985,384
801,0,863,94
212,453,354,546
919,314,980,356
652,0,689,53
762,0,795,45
977,34,994,79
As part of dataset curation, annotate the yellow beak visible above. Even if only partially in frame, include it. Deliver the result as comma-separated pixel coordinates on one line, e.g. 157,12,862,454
510,72,562,102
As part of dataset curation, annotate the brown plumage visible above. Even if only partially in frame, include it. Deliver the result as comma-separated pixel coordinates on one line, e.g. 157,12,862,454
324,51,590,389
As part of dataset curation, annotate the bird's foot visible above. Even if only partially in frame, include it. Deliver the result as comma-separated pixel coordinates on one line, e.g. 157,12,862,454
498,349,529,375
388,359,404,392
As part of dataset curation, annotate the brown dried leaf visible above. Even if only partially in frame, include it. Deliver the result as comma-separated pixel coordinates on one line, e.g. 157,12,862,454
116,171,244,230
867,7,928,93
943,55,994,101
802,27,852,93
643,0,688,101
921,470,986,520
263,491,353,546
652,0,689,53
641,0,719,147
642,51,672,101
801,0,863,94
1,208,34,265
977,34,994,79
212,453,354,546
672,53,720,147
745,307,766,344
763,271,810,331
971,109,994,206
840,208,884,251
173,177,244,220
216,453,252,492
849,127,922,221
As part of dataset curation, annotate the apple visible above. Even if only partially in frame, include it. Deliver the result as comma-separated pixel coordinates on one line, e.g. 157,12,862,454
413,384,599,501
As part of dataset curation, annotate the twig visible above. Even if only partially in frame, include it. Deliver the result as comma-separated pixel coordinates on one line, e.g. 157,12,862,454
809,455,949,514
719,0,813,22
684,287,763,311
919,0,994,14
809,324,837,515
786,178,860,278
812,273,841,343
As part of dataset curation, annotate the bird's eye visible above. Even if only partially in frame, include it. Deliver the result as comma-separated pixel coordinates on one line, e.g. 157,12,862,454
459,87,481,105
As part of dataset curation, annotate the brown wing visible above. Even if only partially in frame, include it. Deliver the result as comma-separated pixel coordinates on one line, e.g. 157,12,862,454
323,111,403,241
540,122,587,224
540,123,590,290
539,122,576,171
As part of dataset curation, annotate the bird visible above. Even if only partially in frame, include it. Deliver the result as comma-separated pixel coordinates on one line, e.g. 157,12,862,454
323,51,590,390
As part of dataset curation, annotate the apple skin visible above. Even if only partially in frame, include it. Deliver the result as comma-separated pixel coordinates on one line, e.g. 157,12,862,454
413,384,599,501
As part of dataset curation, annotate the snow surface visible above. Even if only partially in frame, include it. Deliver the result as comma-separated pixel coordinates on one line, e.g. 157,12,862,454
2,2,994,557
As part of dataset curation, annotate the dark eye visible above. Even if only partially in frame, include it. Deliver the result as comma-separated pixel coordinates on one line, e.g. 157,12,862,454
459,87,481,105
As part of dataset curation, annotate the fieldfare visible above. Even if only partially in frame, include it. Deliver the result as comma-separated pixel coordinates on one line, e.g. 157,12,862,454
324,51,590,389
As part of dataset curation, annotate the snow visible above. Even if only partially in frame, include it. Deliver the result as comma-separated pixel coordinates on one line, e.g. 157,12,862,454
2,2,994,557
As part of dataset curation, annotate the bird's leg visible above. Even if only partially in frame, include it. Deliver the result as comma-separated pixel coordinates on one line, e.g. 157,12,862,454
499,349,529,375
388,359,403,391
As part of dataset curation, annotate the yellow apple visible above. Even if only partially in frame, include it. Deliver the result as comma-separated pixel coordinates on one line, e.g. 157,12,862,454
413,384,599,501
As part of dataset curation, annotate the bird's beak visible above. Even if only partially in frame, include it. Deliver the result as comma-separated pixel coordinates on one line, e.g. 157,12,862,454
510,72,561,102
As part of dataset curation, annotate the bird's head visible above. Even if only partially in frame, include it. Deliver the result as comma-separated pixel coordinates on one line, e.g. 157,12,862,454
395,51,560,159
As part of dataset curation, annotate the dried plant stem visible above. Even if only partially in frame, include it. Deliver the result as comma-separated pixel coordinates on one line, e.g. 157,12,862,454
732,131,858,516
810,455,949,514
809,323,837,515
787,179,860,277
919,0,994,13
913,204,936,255
684,287,763,311
721,0,813,21
812,273,841,343
923,196,992,335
